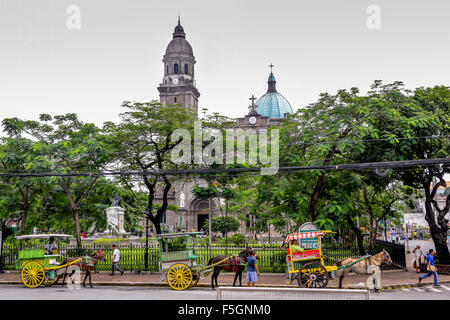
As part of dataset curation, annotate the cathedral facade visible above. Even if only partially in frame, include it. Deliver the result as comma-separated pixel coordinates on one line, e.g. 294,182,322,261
151,19,293,236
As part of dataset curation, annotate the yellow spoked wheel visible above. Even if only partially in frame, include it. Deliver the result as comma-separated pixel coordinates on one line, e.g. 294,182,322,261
21,261,45,288
298,262,329,288
167,263,192,290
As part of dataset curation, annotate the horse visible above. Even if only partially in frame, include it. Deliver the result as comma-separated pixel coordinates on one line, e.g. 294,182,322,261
56,250,106,288
336,249,392,291
207,247,254,289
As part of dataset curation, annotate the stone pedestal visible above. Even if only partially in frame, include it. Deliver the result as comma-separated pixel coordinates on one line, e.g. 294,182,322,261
105,206,127,235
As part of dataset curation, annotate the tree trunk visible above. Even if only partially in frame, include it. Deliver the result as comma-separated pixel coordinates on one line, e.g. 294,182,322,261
19,187,31,235
424,181,450,264
20,210,28,235
74,208,81,246
149,216,162,235
309,146,337,222
346,215,366,255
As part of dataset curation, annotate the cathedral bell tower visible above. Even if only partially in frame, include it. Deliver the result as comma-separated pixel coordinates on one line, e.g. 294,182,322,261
158,18,200,115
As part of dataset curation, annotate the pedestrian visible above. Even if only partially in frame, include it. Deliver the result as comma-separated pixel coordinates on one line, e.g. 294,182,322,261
282,241,291,284
419,249,439,287
412,245,422,273
110,244,124,276
246,250,259,287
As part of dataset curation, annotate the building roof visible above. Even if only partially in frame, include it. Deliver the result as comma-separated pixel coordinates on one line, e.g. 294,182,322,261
165,19,194,56
256,72,293,119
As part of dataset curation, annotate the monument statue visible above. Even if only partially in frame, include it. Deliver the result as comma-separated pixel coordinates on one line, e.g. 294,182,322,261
179,191,185,208
111,194,121,206
104,194,126,235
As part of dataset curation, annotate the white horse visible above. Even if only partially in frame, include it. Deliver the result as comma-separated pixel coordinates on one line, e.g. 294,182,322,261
336,250,392,291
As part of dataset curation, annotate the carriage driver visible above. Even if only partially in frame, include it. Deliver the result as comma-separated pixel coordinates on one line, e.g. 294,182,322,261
290,240,305,253
45,237,57,255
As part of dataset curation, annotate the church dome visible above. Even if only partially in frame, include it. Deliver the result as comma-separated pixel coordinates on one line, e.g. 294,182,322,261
256,72,293,119
164,19,194,57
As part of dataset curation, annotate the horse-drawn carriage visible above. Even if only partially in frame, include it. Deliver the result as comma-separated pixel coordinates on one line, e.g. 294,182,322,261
157,232,253,290
286,223,393,289
157,232,212,290
16,233,106,288
15,234,79,288
285,223,337,288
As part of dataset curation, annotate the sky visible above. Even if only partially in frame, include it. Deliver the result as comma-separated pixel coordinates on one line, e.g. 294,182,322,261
0,0,449,127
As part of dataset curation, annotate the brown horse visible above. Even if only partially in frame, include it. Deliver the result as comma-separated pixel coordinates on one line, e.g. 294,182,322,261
208,247,254,289
336,249,392,290
57,250,106,288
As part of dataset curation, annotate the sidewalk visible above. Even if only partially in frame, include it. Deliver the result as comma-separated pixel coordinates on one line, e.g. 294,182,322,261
2,270,449,290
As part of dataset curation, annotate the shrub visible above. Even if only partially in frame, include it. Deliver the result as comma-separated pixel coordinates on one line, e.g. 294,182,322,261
230,234,246,246
92,238,127,245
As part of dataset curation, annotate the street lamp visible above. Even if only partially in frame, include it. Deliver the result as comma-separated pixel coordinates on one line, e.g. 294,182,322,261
144,208,150,271
0,220,4,274
208,198,212,261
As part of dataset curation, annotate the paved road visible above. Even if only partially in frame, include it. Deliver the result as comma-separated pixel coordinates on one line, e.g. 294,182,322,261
1,284,450,300
0,284,217,300
372,284,450,300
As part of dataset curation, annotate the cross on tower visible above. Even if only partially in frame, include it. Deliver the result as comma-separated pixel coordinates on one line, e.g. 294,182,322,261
248,94,258,113
269,63,275,73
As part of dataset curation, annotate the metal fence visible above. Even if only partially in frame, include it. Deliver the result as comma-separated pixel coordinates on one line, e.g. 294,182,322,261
216,287,371,300
372,239,406,270
0,241,404,272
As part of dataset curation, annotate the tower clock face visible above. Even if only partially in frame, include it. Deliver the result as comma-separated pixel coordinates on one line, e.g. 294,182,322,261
249,116,257,125
172,78,179,84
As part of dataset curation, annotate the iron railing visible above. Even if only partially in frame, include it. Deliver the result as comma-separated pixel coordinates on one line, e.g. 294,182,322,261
1,241,404,272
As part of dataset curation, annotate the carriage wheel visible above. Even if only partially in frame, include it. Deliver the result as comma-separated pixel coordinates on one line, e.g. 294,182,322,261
44,270,59,286
21,261,45,288
297,262,329,288
167,263,192,290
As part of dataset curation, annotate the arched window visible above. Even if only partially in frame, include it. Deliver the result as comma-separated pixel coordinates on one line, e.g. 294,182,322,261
174,97,177,103
184,64,189,74
166,65,169,75
174,63,179,74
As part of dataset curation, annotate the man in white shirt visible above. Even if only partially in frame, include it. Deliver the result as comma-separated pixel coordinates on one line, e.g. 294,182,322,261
110,244,124,276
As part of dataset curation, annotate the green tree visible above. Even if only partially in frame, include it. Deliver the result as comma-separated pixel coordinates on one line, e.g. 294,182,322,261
0,136,52,234
203,216,240,237
112,101,197,234
2,114,115,245
354,83,450,262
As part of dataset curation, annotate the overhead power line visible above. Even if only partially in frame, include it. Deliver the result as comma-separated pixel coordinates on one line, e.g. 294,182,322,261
0,158,449,178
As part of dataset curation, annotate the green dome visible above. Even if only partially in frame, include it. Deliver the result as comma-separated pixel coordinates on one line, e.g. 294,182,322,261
256,72,293,119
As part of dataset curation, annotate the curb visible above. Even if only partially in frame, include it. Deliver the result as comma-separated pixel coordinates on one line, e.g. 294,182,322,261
340,280,450,291
3,280,448,290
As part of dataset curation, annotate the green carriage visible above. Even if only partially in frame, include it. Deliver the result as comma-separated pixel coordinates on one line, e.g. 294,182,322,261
15,234,73,288
157,232,211,290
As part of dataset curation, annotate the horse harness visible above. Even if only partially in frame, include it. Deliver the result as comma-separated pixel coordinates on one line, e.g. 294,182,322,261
73,256,98,271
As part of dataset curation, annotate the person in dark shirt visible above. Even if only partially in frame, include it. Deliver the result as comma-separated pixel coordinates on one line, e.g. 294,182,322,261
246,250,260,287
46,237,57,255
419,249,439,287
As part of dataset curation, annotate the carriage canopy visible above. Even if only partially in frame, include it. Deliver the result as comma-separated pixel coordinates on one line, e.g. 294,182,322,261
284,230,334,243
15,234,73,240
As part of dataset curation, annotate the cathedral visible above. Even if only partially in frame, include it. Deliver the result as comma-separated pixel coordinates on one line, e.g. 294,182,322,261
152,19,293,235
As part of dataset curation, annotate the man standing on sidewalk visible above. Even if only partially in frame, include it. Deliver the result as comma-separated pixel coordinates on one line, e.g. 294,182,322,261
110,244,124,276
246,250,259,287
419,249,439,287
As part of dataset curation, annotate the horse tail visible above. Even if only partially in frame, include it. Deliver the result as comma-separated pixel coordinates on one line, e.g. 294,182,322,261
207,258,213,267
